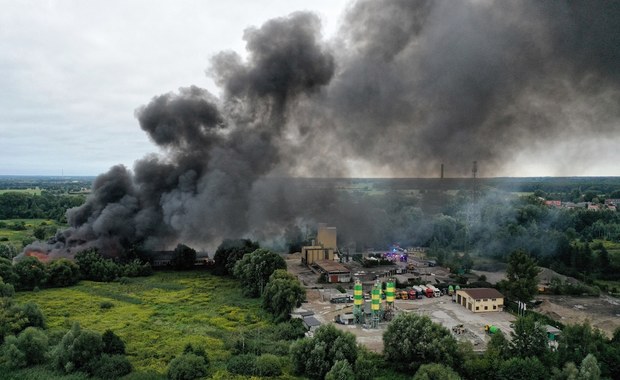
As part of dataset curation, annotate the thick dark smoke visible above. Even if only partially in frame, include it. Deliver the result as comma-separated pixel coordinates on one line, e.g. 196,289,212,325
23,1,620,257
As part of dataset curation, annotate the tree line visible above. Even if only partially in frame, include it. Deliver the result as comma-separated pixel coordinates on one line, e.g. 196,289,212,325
0,192,85,222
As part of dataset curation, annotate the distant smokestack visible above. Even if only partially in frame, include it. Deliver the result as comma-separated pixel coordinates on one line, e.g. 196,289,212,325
472,161,478,179
440,163,444,179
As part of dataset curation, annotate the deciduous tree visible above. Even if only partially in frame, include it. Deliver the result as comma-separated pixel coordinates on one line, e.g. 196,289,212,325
383,312,459,373
290,324,357,380
262,269,305,322
233,248,286,297
504,250,540,302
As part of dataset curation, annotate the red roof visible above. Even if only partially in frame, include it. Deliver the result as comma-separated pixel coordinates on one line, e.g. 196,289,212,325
458,288,503,300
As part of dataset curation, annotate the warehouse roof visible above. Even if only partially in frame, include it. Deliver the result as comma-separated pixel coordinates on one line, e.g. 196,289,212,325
458,288,504,300
314,260,351,274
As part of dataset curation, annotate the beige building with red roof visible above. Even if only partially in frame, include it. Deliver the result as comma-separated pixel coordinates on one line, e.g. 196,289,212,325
456,288,504,313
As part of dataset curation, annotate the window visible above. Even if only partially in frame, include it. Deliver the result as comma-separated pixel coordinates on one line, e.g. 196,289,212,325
493,305,497,310
484,306,488,310
492,298,496,301
476,306,479,311
483,298,488,302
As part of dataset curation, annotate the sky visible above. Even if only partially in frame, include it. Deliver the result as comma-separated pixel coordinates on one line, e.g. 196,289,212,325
0,0,348,176
1,0,619,178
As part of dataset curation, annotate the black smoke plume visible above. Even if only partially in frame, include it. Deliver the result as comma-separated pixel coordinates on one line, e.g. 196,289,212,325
24,1,620,257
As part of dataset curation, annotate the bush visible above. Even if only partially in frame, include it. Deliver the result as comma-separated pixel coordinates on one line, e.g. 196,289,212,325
1,327,49,368
100,301,114,310
255,354,282,377
167,353,208,380
52,322,103,373
14,257,47,290
89,354,132,379
47,259,80,287
226,353,257,376
102,330,126,355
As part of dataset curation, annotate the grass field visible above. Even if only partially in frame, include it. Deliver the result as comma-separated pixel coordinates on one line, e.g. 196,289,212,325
0,188,42,195
0,219,64,249
14,271,277,376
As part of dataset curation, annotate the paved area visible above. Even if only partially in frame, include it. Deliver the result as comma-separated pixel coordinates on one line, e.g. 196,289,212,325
302,289,515,353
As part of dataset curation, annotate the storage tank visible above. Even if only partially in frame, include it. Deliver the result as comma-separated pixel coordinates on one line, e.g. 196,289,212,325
354,281,363,306
371,285,380,311
386,281,395,304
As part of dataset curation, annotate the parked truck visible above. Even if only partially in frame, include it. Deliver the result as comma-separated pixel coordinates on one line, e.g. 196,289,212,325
412,286,424,299
427,284,441,297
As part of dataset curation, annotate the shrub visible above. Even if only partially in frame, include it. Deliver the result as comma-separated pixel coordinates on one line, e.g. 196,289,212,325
102,330,126,355
47,258,80,287
52,322,103,373
167,353,208,380
226,353,257,376
89,354,132,379
100,301,114,310
1,327,49,368
255,354,282,377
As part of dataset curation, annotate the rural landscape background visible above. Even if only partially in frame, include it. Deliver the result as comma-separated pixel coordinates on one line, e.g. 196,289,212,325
1,175,620,379
2,0,620,379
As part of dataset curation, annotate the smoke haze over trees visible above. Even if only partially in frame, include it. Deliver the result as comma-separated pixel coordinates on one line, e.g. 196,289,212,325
24,0,620,256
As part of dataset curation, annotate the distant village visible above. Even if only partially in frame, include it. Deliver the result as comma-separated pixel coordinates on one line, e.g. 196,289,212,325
543,198,620,211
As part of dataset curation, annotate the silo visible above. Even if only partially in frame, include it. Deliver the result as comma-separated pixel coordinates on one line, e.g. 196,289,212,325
353,280,364,324
371,282,381,328
386,281,395,304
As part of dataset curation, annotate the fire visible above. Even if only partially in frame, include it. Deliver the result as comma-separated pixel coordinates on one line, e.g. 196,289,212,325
24,250,51,263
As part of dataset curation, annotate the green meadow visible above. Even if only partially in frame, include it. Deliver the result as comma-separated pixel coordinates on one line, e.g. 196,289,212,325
14,271,278,376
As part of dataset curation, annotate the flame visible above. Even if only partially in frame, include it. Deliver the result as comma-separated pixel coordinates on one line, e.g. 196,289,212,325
24,250,51,263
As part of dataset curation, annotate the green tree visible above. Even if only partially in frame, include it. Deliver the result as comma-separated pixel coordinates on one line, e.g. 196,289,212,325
325,359,355,380
510,315,549,359
233,248,286,297
497,356,548,380
383,312,459,373
171,244,196,270
89,353,132,379
0,244,18,260
290,324,358,380
102,329,126,355
14,256,47,290
167,353,208,380
557,322,606,368
0,326,48,368
213,238,259,275
226,353,257,376
262,269,305,322
504,250,540,302
46,258,80,287
487,330,511,360
0,277,15,298
255,354,282,377
579,354,601,380
413,363,461,380
75,248,121,282
0,257,18,285
0,300,45,342
52,322,104,374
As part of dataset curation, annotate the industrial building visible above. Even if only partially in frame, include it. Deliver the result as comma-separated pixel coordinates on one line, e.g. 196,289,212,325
301,223,337,265
313,260,351,283
456,288,504,312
